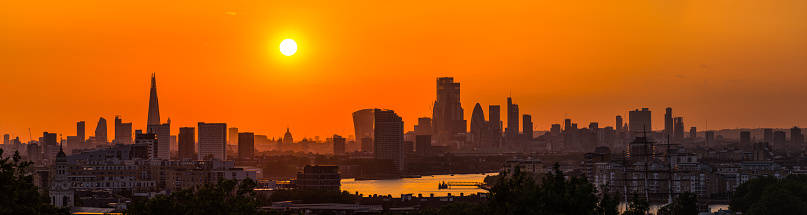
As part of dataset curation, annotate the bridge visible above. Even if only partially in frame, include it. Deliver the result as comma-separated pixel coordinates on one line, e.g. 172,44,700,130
438,181,484,189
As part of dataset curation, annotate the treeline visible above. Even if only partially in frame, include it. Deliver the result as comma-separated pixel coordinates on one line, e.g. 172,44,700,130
125,179,267,215
730,174,807,214
0,149,70,215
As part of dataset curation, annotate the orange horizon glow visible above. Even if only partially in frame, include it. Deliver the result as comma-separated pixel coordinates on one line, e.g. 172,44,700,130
2,0,807,141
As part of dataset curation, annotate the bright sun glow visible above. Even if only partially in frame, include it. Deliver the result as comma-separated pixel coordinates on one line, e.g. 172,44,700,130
279,39,297,56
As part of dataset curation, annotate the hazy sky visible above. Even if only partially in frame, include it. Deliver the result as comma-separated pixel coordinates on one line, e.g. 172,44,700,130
2,0,807,141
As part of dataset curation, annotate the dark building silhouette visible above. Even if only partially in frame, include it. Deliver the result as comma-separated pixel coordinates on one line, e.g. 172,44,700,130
198,122,227,160
77,121,85,142
664,107,673,137
95,117,107,144
673,117,684,141
136,133,159,159
114,116,132,144
432,77,465,143
333,135,346,155
147,123,170,159
705,131,715,147
690,127,697,139
352,109,374,148
296,165,340,191
374,109,404,171
147,73,160,126
413,117,432,135
283,127,293,144
416,135,431,156
3,134,8,145
403,141,413,154
178,127,195,159
791,127,803,149
360,137,373,152
470,103,486,145
629,108,651,136
238,132,254,159
773,131,787,149
740,131,751,146
506,96,519,136
763,128,773,143
488,105,502,147
523,114,533,141
43,132,57,146
615,115,623,133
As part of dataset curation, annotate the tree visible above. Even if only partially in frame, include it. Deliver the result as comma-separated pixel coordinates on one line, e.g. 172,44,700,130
621,192,648,215
486,163,618,215
268,188,356,204
657,191,698,215
125,178,267,215
0,149,70,215
729,175,807,214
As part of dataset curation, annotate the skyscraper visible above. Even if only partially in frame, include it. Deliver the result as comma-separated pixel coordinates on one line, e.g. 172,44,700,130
773,131,786,149
523,114,533,140
690,127,697,139
352,109,374,147
470,103,486,144
673,117,684,141
238,132,254,159
374,109,404,172
615,115,623,133
77,121,85,142
488,105,501,147
114,116,133,144
147,123,170,160
432,77,464,143
3,134,8,145
136,133,159,159
413,117,432,135
763,128,773,143
416,135,431,156
229,127,239,145
178,127,195,159
198,122,227,160
740,131,751,146
628,108,651,135
506,96,519,135
791,127,803,149
95,117,107,144
333,135,346,155
705,131,715,147
147,73,160,126
664,107,673,137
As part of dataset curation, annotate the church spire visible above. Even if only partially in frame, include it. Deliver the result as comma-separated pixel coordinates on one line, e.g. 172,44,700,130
147,73,161,125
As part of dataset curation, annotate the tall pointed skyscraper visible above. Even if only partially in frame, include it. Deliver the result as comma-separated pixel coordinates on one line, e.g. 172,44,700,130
147,73,160,126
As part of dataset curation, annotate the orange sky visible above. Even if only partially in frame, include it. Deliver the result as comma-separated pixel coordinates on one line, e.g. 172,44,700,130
2,0,807,141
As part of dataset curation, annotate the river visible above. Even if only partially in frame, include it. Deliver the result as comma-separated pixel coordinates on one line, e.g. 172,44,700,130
342,173,730,213
341,173,495,197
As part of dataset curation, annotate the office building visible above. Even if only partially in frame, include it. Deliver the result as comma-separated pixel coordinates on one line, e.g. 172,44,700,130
3,134,9,145
374,109,404,171
296,165,340,191
674,117,684,141
238,132,254,159
664,107,673,137
432,77,465,142
416,135,431,156
773,131,787,149
763,128,773,143
792,127,804,149
147,123,170,160
690,127,697,139
360,137,373,152
403,140,413,154
506,97,519,135
706,131,715,147
114,116,133,144
333,135,346,155
198,122,227,160
136,133,159,159
95,117,108,144
77,121,85,142
629,108,651,135
413,117,432,135
178,127,195,159
488,105,502,147
470,103,486,144
523,114,533,140
615,115,623,133
740,131,751,146
353,109,374,148
147,73,161,126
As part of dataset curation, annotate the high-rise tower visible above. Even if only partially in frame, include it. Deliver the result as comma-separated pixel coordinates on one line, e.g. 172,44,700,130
432,77,464,143
147,73,160,126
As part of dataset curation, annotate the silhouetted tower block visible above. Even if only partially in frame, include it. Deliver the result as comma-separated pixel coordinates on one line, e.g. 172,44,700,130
333,135,346,155
361,137,373,152
705,131,715,147
416,135,432,156
792,127,804,149
414,117,432,135
690,127,697,139
773,131,786,150
629,108,651,137
523,114,533,141
673,117,684,141
432,77,464,143
77,121,85,142
664,107,673,137
95,117,108,144
178,127,195,159
374,109,404,172
238,132,254,159
763,128,773,143
229,127,239,145
198,122,227,160
740,131,751,146
615,115,623,133
353,109,374,147
147,73,161,126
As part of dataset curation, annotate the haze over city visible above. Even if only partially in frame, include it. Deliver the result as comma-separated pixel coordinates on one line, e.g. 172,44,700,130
3,1,807,140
